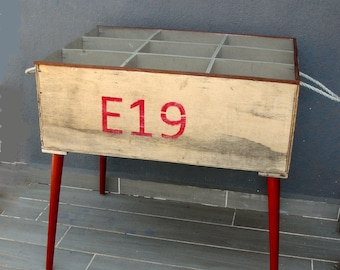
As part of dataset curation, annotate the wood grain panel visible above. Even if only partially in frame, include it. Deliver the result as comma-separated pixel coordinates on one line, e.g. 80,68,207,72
36,64,299,177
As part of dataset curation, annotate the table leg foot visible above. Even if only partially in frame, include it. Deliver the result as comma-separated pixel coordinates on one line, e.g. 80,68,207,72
46,154,64,270
267,177,280,270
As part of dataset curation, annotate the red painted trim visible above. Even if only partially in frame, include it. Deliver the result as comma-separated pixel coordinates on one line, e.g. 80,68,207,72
46,154,64,270
267,177,280,270
293,38,300,81
99,155,107,195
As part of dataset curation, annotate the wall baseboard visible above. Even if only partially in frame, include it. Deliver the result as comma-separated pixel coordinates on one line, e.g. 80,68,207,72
113,177,339,220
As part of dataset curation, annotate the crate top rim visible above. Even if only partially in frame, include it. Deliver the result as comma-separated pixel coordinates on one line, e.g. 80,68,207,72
94,25,298,43
34,25,300,85
34,61,299,85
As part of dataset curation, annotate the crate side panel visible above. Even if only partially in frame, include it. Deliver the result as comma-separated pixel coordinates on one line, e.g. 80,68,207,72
36,65,298,175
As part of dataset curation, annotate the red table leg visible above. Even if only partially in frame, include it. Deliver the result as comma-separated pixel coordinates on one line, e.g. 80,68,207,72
46,154,64,270
99,155,107,195
267,177,280,270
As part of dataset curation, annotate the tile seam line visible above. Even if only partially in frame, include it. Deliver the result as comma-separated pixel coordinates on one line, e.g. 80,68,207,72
0,263,25,270
231,209,236,226
20,183,340,209
47,202,340,241
35,203,50,221
85,253,96,270
0,224,336,264
56,226,72,247
54,202,236,227
59,226,339,264
0,214,37,221
14,198,340,241
19,197,49,202
302,215,339,222
59,224,268,255
279,253,339,264
0,236,47,247
279,230,340,241
56,214,340,242
60,185,94,191
126,232,270,255
57,247,203,270
19,186,340,221
45,216,280,243
59,228,269,258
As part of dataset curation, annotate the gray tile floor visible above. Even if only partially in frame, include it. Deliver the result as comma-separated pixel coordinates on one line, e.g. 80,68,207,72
0,164,339,270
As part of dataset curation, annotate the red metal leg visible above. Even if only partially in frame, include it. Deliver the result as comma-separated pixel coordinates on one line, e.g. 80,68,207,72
46,154,64,270
99,155,107,195
267,177,280,270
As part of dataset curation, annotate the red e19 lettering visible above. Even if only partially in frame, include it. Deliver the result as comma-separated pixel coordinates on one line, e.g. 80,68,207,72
102,96,186,138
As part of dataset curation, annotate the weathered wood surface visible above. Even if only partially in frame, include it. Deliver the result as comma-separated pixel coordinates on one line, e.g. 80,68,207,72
36,64,299,177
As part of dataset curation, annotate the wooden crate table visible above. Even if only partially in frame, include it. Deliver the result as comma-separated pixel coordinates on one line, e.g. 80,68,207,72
33,26,300,270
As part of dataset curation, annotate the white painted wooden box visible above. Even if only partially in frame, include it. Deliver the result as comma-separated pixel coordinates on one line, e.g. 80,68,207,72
34,26,300,178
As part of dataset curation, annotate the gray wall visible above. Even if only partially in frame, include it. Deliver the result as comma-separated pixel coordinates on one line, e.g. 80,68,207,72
1,1,339,199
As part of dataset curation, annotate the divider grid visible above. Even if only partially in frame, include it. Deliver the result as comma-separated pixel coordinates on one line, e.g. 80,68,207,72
50,26,297,81
120,30,162,67
205,34,228,73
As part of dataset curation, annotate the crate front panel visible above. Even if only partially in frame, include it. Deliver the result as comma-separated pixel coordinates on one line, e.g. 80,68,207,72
36,64,298,176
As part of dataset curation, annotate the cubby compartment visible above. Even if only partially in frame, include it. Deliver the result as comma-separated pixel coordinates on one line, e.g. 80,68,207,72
153,30,226,44
217,46,294,64
97,26,159,40
210,59,295,80
226,35,294,51
41,26,298,82
62,49,131,67
124,54,210,73
82,36,145,52
140,41,217,57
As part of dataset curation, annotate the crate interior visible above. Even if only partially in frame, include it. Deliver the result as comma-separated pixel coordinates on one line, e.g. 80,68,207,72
44,26,297,81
